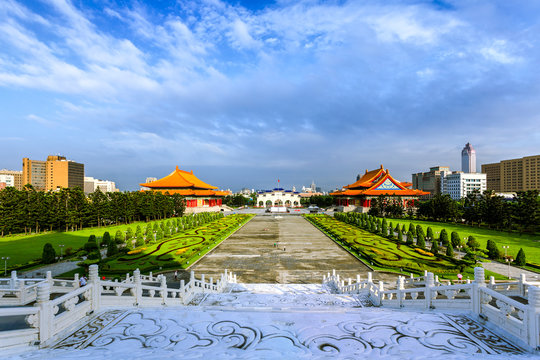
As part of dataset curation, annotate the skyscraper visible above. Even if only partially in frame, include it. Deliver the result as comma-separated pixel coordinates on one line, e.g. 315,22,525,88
461,143,476,173
22,155,84,191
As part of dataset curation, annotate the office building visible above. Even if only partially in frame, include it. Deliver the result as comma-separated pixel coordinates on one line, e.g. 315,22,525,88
412,166,451,198
23,155,84,191
481,154,540,192
461,143,476,173
440,171,487,200
84,176,118,194
0,170,22,190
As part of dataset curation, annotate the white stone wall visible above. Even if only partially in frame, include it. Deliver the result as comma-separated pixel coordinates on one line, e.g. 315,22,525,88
257,191,301,207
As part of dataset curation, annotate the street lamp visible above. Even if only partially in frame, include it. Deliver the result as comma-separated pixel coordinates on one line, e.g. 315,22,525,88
1,257,9,276
506,257,513,279
502,245,509,259
456,245,462,260
59,245,65,259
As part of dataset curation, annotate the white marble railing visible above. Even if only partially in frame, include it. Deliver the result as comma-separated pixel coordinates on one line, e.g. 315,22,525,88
325,267,540,350
0,265,237,351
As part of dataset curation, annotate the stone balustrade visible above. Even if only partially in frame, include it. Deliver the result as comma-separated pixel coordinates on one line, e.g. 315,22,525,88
0,265,237,351
325,267,540,350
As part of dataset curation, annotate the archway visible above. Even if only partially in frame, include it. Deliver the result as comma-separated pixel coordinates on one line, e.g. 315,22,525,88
265,200,272,208
284,200,291,207
259,201,264,207
274,200,283,206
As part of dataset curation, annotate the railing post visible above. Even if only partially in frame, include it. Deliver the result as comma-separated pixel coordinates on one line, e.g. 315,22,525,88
46,271,53,287
160,275,167,305
126,273,130,282
37,282,52,344
74,273,80,289
201,274,205,293
527,286,540,349
210,277,214,290
19,280,26,303
133,268,142,306
377,281,384,306
519,273,526,297
367,272,373,283
488,276,495,289
10,270,17,288
425,272,434,309
88,264,101,312
472,267,485,315
190,271,195,283
149,271,153,280
397,276,405,307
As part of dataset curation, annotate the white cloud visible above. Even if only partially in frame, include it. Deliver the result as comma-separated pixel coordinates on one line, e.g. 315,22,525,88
481,40,521,64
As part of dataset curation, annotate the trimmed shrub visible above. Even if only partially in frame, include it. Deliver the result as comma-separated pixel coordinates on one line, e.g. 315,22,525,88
515,248,526,266
440,229,448,246
397,229,403,243
408,223,416,237
451,231,461,248
102,232,111,245
416,225,424,238
406,231,414,245
466,236,480,250
42,243,56,264
446,243,454,258
107,240,118,257
431,237,439,254
486,239,500,260
426,227,434,240
115,230,124,244
416,233,425,249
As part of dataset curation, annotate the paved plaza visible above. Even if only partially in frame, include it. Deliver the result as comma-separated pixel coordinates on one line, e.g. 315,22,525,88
183,215,390,284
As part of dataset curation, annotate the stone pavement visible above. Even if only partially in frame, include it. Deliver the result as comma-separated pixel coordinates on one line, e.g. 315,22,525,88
481,261,540,280
21,261,80,278
177,215,398,284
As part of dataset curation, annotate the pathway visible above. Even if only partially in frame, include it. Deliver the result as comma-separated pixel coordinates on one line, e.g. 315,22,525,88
183,215,389,283
481,261,540,280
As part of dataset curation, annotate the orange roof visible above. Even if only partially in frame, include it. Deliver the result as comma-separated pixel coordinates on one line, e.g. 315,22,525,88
331,166,429,197
344,165,385,189
140,166,218,190
146,189,227,197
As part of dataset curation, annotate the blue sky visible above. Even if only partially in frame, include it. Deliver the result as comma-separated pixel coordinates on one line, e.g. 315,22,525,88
1,0,539,192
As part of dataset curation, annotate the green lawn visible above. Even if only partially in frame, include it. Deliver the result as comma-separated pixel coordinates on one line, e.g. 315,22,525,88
0,216,191,270
382,218,540,265
305,214,506,280
102,214,254,273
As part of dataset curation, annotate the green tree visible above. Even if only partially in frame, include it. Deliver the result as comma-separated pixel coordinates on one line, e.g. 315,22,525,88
125,227,133,241
408,223,416,237
381,220,388,237
102,231,111,245
431,237,439,254
514,248,526,266
114,230,124,244
486,239,500,260
451,231,461,248
445,242,454,258
406,231,414,245
466,236,480,250
397,229,403,242
84,235,98,252
106,239,118,257
135,233,145,247
416,233,425,249
439,229,448,246
426,227,434,241
156,228,163,241
42,243,56,264
416,225,424,238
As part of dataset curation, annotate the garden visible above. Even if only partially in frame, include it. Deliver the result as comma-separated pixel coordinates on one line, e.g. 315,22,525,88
101,214,254,273
305,214,505,280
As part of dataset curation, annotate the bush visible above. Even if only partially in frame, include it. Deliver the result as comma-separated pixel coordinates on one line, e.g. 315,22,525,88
408,223,416,237
451,231,461,248
102,231,111,245
87,251,100,260
397,229,403,242
446,243,454,258
406,231,414,245
486,239,500,260
416,225,424,238
84,235,98,252
416,233,425,249
426,227,434,240
515,248,526,266
135,234,145,247
107,240,118,257
466,236,480,250
440,229,448,246
431,238,439,254
115,230,124,244
42,243,56,264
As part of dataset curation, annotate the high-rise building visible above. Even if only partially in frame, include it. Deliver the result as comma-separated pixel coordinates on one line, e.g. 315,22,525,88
481,154,540,192
23,155,84,191
84,176,118,194
0,174,15,188
461,143,476,173
412,166,451,198
0,170,23,190
440,171,486,200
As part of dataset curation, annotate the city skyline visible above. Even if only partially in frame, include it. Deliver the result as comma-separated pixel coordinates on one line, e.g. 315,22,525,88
1,1,539,191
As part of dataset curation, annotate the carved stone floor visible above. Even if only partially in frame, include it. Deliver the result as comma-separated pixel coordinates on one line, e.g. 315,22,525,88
6,284,534,360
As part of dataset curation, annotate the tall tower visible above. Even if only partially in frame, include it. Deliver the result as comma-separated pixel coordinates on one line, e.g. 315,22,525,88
461,143,476,173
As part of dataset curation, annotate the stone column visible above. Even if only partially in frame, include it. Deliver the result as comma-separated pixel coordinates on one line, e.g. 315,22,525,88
46,271,52,287
472,267,485,314
519,274,526,297
37,282,52,344
88,264,100,312
74,274,80,289
425,272,434,309
527,286,540,348
133,268,142,306
397,276,405,307
10,270,17,289
160,275,167,305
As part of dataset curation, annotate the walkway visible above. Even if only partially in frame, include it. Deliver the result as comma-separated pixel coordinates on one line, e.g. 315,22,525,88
482,261,540,280
184,215,380,283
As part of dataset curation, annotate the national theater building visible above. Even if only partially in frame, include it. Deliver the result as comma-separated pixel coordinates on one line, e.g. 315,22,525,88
140,166,227,213
331,165,429,212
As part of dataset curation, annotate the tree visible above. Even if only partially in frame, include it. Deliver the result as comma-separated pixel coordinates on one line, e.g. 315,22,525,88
406,231,414,245
426,227,434,241
135,233,145,247
486,239,500,260
446,242,454,257
466,236,480,251
408,223,416,237
114,230,124,244
42,243,56,264
431,237,439,254
106,239,118,257
440,229,449,246
125,227,133,242
416,233,425,249
84,235,98,252
381,220,388,237
415,225,424,238
397,229,403,242
514,248,526,266
451,231,461,248
102,231,111,245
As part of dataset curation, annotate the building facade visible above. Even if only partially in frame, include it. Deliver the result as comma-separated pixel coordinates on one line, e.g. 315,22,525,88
256,189,301,208
481,155,540,192
84,176,118,194
0,170,22,190
0,174,15,188
140,166,226,213
440,172,487,200
331,165,429,212
461,143,476,173
411,166,451,198
23,155,84,191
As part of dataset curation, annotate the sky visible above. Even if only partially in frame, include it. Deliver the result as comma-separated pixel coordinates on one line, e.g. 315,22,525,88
1,0,539,192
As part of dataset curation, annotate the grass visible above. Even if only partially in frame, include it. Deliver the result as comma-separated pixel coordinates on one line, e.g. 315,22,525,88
102,214,254,274
382,217,540,265
305,214,507,280
0,216,202,271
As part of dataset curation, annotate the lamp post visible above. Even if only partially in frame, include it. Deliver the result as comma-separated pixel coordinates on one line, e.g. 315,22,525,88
502,245,509,259
1,257,9,276
456,245,462,260
59,244,65,259
506,258,513,279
